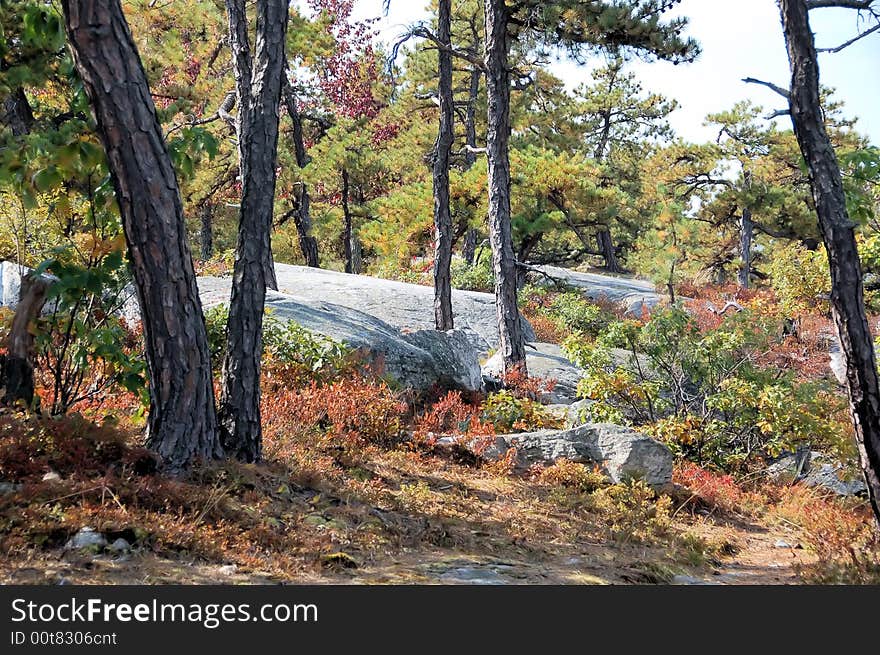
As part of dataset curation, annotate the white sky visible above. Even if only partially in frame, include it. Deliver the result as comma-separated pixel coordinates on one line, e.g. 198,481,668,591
352,0,880,146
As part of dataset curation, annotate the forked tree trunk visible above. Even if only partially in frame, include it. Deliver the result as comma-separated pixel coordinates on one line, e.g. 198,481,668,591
219,0,289,462
1,272,51,407
61,0,221,469
484,0,526,373
282,78,320,267
433,0,454,330
780,0,880,523
597,227,622,273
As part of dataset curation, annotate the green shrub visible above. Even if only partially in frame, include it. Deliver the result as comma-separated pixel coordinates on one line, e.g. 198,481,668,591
451,257,493,292
205,305,356,384
481,390,560,433
34,248,148,415
564,307,853,471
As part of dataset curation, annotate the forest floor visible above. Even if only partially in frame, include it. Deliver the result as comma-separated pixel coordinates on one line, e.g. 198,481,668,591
2,414,859,586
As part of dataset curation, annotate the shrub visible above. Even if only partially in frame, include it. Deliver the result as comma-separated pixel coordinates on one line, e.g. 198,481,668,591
765,242,831,317
34,247,148,415
414,391,495,441
481,390,560,433
537,459,608,493
205,305,357,384
547,292,613,337
263,375,406,447
450,256,493,292
565,306,852,471
589,479,673,543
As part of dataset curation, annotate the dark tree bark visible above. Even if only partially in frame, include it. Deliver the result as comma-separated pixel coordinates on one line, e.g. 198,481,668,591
61,0,221,469
282,78,320,267
461,60,482,265
219,0,289,462
738,208,753,289
484,0,526,373
780,0,880,523
596,227,622,274
341,168,360,274
200,202,213,260
738,171,753,289
433,0,455,331
1,272,51,407
1,87,34,136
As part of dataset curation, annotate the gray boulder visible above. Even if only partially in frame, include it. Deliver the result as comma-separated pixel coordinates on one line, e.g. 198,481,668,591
198,280,483,393
480,423,673,486
65,527,107,552
766,450,866,497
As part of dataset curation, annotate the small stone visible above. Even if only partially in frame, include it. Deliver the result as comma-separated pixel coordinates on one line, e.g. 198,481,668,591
218,564,237,575
0,481,22,495
65,527,107,552
42,471,61,483
774,539,792,549
107,538,131,553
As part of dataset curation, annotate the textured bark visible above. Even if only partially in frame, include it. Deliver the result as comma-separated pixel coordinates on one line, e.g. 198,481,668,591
484,0,526,373
738,171,753,289
780,0,880,523
342,168,358,274
464,64,481,169
738,207,753,289
1,273,50,406
219,0,289,462
433,0,454,331
282,78,320,267
1,87,34,136
460,62,482,265
61,0,221,469
200,203,213,260
596,227,622,274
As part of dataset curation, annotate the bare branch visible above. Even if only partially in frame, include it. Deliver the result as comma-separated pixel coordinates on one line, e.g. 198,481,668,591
742,77,791,100
806,1,873,9
817,20,880,52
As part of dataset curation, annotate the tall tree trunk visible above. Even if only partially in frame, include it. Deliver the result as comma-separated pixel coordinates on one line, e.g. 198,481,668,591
282,78,320,267
484,0,526,373
780,0,880,524
738,171,753,289
738,207,753,289
1,272,51,407
61,0,221,469
597,227,622,273
219,0,289,462
461,61,482,265
433,0,454,330
342,168,357,274
460,63,482,265
200,202,213,260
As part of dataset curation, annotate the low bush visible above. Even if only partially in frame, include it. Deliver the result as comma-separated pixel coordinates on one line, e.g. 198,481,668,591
205,305,358,385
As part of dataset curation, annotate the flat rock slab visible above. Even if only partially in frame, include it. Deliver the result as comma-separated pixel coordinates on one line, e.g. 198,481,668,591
535,265,663,317
482,423,673,486
267,264,534,354
198,278,483,393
